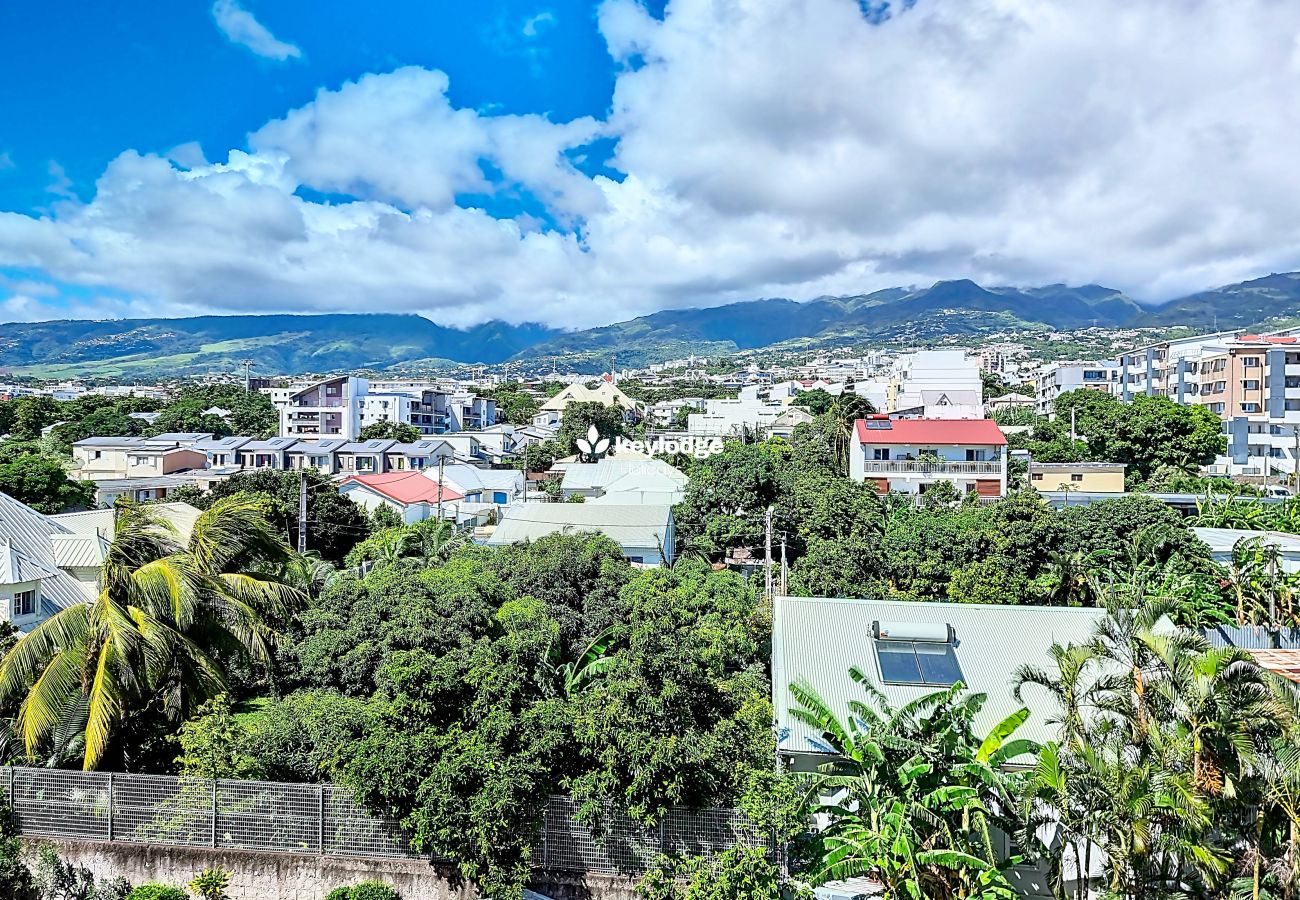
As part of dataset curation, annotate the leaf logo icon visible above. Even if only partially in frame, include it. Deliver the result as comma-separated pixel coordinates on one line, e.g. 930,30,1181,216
578,425,609,460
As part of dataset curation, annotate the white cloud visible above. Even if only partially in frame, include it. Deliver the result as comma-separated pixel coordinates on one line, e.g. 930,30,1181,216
212,0,302,61
0,152,14,171
6,0,1300,328
522,11,557,37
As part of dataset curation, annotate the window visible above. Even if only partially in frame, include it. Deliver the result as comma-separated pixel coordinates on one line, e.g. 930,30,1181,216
1243,357,1261,368
1243,380,1261,391
1071,473,1084,482
872,448,890,460
1242,403,1262,413
492,491,508,504
1031,473,1043,481
12,590,35,617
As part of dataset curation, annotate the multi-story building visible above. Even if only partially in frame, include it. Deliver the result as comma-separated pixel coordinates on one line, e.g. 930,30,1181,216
887,350,983,412
272,377,495,439
1032,361,1119,414
848,416,1008,497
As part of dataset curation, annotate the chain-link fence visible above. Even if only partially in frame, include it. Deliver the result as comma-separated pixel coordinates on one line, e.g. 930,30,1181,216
0,767,762,874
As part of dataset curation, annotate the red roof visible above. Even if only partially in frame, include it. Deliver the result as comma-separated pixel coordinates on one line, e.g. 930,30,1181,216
340,472,464,506
854,417,1007,446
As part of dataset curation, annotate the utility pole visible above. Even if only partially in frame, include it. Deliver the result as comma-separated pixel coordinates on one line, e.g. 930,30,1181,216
297,470,308,554
1292,426,1299,494
436,457,446,523
780,537,788,596
1070,406,1076,443
764,506,774,600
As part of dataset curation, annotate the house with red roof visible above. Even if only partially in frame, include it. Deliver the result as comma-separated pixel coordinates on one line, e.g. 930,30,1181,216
338,471,464,524
849,416,1008,498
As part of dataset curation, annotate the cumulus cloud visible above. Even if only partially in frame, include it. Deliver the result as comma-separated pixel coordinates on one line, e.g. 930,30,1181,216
6,0,1300,328
212,0,302,61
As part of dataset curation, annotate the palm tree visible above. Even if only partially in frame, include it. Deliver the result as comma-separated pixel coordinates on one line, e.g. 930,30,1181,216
0,497,301,769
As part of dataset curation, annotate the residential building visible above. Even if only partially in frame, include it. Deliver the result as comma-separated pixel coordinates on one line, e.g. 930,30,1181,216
888,350,983,412
236,438,299,470
560,458,689,503
486,503,676,566
1032,361,1119,414
0,491,99,630
848,417,1008,497
687,398,813,438
276,376,368,440
534,379,639,426
1028,462,1126,493
339,472,464,525
771,594,1109,898
985,392,1036,415
428,464,524,507
273,376,498,438
1193,528,1300,573
71,437,209,482
49,503,203,596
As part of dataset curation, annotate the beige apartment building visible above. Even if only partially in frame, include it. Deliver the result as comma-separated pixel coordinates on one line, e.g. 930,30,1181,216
1117,328,1300,479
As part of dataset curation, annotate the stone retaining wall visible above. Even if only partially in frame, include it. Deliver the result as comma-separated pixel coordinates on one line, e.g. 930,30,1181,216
29,840,641,900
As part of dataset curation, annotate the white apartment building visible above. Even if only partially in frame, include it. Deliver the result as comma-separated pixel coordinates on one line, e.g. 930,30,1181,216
272,377,495,440
1033,361,1120,414
848,416,1009,497
888,350,983,413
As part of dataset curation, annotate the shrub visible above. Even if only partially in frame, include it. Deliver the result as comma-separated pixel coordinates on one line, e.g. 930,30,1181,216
324,890,351,900
187,868,230,900
348,882,401,900
126,885,188,900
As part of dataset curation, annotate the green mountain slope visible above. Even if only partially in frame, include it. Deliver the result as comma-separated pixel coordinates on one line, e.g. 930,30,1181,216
0,314,561,378
4,272,1300,377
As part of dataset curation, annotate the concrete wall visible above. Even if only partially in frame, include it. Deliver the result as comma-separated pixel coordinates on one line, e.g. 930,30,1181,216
34,840,639,900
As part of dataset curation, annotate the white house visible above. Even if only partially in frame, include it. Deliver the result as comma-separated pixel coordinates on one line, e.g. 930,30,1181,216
849,416,1008,497
0,492,98,630
1192,528,1300,573
338,472,465,525
560,458,689,504
486,503,676,566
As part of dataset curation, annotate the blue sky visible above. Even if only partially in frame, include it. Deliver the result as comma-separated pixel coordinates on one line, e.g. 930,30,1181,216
0,0,623,214
2,0,1299,328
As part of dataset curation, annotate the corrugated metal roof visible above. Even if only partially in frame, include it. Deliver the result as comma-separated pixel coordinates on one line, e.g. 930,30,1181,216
773,595,1107,756
1192,528,1300,552
486,502,672,551
1202,624,1300,650
0,492,92,613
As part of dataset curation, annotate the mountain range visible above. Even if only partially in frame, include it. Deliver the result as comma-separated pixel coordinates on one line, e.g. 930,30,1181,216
3,272,1300,378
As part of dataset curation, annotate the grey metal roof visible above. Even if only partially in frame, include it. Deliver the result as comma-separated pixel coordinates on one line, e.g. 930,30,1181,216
193,436,253,451
561,458,688,492
287,439,349,453
72,436,161,448
0,492,92,612
150,432,213,442
240,438,298,451
1202,624,1300,650
91,475,204,490
773,595,1108,756
1192,527,1300,553
337,439,398,453
486,503,672,551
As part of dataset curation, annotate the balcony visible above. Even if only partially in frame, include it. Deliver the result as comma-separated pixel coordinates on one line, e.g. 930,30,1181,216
861,460,1003,476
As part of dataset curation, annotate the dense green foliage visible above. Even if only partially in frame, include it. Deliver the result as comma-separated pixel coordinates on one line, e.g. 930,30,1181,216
0,452,94,513
1010,389,1226,486
124,886,187,900
324,883,400,900
195,469,369,562
357,421,421,442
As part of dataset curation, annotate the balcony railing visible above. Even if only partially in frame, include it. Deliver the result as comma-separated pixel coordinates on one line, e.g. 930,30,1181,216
862,460,1003,476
